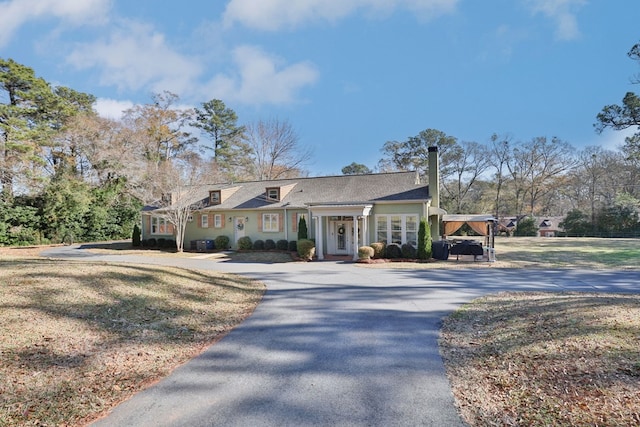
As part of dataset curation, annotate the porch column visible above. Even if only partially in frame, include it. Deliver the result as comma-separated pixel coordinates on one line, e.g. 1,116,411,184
352,215,359,261
362,215,369,246
316,216,324,260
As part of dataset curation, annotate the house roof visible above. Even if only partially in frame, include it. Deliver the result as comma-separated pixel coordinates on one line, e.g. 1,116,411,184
194,171,429,211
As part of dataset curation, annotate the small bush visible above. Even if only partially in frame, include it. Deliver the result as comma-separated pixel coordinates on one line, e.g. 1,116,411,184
237,236,253,250
358,246,374,259
162,239,176,249
297,239,315,261
253,239,265,250
157,238,166,248
214,235,230,250
132,224,141,247
288,240,298,252
264,239,276,250
141,239,149,247
401,243,417,259
385,243,402,259
277,239,289,251
370,242,385,259
147,238,157,247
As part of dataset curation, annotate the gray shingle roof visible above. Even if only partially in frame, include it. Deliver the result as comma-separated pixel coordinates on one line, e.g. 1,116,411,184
200,171,429,211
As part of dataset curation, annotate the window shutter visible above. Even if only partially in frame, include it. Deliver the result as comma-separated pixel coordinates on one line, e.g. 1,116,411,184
221,215,225,228
279,213,284,232
209,214,213,228
258,213,263,232
292,213,298,232
197,213,202,228
145,216,150,236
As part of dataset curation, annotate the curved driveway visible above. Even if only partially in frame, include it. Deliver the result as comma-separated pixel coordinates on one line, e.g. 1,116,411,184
42,246,640,427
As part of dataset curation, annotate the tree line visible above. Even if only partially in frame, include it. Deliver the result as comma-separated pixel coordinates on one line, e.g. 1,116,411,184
0,58,310,246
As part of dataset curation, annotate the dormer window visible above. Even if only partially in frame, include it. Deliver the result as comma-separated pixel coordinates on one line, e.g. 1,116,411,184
209,190,221,205
266,187,280,201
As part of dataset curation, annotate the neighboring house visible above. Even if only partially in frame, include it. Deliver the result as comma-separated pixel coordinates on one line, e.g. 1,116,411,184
141,148,445,260
497,216,565,237
537,216,564,237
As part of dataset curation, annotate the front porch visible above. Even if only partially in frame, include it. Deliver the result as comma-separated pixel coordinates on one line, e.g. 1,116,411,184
308,204,373,261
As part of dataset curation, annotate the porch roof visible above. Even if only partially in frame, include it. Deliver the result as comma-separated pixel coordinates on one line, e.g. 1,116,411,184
307,204,373,217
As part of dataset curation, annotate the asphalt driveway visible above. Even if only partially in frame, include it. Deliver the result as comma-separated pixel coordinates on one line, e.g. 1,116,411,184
41,246,640,426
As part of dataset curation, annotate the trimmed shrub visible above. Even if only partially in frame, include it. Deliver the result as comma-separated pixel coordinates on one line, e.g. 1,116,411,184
237,236,253,250
147,238,157,247
385,243,402,259
297,239,315,261
141,239,149,247
264,239,276,250
157,238,166,248
358,246,374,259
288,240,298,252
215,235,230,250
370,242,385,259
417,217,432,260
253,239,265,250
298,216,308,240
163,239,177,249
401,243,417,259
277,239,289,251
132,224,141,247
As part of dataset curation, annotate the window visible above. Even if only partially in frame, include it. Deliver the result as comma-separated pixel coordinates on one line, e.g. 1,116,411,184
406,215,418,246
375,214,419,247
201,214,209,228
266,187,280,201
376,215,388,243
209,190,221,205
214,214,223,228
151,216,173,235
262,213,279,232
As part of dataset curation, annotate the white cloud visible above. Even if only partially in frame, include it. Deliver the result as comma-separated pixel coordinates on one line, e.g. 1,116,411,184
222,0,458,31
0,0,110,47
204,45,319,105
596,127,637,152
66,21,203,95
526,0,587,41
94,98,134,120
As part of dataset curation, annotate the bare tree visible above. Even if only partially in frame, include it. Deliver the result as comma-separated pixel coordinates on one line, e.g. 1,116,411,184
153,158,216,252
441,140,490,213
244,118,312,180
507,137,576,216
487,133,512,219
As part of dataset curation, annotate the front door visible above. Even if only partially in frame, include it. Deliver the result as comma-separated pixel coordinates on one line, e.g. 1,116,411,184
331,221,352,255
234,217,245,247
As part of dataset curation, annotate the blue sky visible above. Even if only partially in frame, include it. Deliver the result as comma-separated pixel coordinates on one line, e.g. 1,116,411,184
1,0,639,175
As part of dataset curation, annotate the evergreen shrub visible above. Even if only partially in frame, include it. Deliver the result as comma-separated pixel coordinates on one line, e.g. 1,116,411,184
215,235,230,250
370,242,385,259
237,236,252,250
385,243,402,259
297,239,315,261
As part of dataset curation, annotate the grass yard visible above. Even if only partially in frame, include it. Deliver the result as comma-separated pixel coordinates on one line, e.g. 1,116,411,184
438,237,640,425
441,292,640,426
0,257,265,427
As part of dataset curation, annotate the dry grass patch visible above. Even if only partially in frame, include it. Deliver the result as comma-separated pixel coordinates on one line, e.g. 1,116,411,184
0,259,265,427
440,292,640,426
